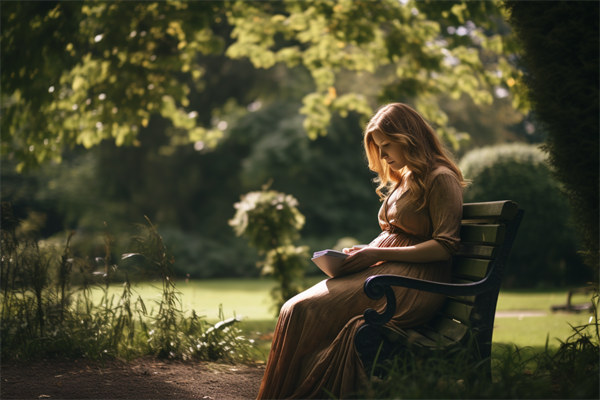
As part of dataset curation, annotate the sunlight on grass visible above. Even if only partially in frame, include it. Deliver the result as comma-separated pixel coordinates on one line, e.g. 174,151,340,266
493,314,592,348
497,289,592,311
177,279,278,321
96,279,595,354
494,288,594,348
111,277,323,321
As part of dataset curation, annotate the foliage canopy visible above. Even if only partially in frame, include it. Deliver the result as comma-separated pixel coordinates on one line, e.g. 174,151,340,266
1,1,225,171
226,0,525,141
2,0,523,171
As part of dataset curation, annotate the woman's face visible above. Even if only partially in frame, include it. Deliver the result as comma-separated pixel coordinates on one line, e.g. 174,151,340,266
371,130,406,170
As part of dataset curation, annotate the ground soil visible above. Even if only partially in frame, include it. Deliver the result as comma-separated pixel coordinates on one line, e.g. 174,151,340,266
1,358,265,400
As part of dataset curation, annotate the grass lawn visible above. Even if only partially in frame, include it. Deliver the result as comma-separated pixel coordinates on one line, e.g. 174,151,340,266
97,277,595,360
494,289,593,348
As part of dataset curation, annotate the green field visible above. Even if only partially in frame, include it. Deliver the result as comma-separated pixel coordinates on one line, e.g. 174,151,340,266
95,278,595,357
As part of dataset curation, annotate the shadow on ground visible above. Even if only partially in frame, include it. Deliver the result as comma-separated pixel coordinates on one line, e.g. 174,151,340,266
1,357,264,400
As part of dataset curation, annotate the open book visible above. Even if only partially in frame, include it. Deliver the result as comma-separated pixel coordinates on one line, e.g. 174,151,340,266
311,245,367,278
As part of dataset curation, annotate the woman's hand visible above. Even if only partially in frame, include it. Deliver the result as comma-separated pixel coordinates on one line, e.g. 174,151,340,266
340,240,451,274
342,244,367,255
340,246,382,272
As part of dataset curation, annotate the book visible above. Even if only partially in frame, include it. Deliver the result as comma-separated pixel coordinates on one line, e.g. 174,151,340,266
311,249,348,278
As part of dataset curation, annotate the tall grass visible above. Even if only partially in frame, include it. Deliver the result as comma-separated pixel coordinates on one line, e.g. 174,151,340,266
0,205,254,362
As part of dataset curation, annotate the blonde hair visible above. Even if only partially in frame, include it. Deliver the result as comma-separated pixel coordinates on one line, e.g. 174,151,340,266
364,103,466,210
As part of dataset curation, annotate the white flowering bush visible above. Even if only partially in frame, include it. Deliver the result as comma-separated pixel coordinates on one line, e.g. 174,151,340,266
230,187,308,311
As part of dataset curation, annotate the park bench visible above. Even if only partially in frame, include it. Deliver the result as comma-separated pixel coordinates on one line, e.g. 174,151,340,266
355,200,524,375
550,286,595,313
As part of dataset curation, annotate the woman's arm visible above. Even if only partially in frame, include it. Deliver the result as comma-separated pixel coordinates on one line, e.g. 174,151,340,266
341,240,451,271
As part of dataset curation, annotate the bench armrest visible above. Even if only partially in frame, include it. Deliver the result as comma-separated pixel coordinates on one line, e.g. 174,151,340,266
362,271,499,326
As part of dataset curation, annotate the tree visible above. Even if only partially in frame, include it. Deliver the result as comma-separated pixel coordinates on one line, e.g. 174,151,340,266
226,0,526,146
1,1,225,171
2,0,532,281
2,0,524,170
505,1,599,271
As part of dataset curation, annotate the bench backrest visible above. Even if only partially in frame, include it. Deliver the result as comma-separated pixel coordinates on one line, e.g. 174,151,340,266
425,200,523,358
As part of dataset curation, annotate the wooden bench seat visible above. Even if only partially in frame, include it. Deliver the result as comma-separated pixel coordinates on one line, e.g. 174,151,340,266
355,200,524,375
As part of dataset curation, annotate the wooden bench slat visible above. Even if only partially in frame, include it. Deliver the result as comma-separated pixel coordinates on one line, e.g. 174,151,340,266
430,316,469,342
460,224,506,245
462,201,519,220
453,258,491,280
448,282,477,303
380,327,439,348
413,326,457,347
439,299,473,324
456,243,496,259
449,295,477,303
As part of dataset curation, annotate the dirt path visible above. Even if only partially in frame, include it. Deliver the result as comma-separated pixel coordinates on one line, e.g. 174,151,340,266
1,358,264,400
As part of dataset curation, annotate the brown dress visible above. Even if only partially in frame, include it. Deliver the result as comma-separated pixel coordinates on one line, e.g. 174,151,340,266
257,167,463,399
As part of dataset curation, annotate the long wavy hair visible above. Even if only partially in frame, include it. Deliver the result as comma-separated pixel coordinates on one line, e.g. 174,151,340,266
364,103,467,210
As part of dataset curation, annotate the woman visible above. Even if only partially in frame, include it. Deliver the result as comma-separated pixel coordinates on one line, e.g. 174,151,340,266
257,103,466,399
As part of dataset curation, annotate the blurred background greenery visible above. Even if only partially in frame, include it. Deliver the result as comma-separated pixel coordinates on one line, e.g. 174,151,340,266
1,0,595,288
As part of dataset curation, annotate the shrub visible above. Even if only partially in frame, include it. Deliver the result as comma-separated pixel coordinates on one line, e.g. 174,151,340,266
229,186,309,312
459,143,589,287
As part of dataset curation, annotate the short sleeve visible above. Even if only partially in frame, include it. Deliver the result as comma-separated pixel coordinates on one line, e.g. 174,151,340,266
427,171,463,255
